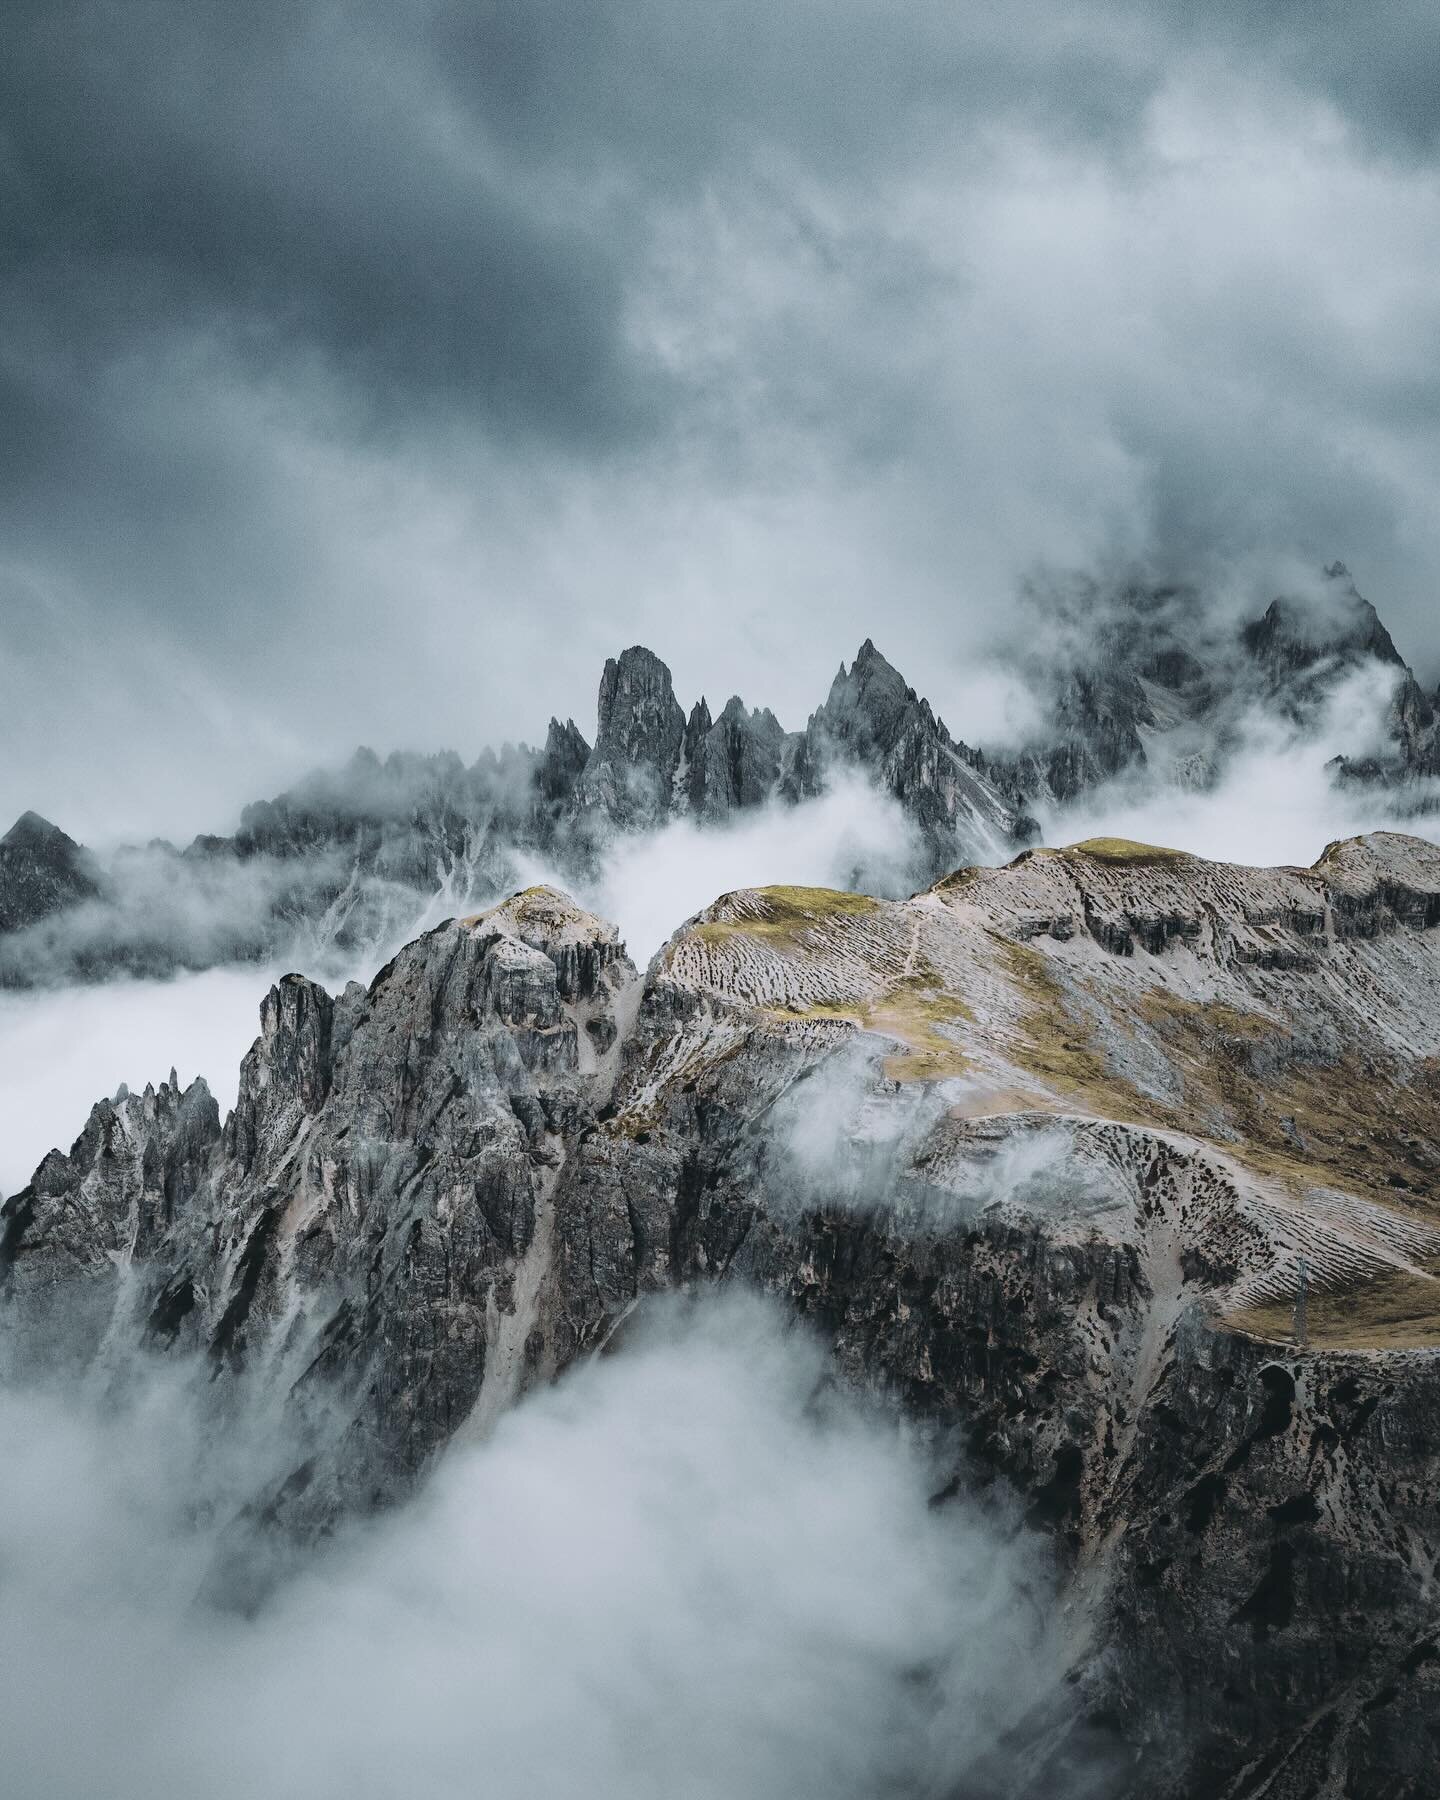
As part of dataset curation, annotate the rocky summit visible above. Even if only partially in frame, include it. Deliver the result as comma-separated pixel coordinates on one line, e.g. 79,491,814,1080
5,831,1440,1796
0,810,100,933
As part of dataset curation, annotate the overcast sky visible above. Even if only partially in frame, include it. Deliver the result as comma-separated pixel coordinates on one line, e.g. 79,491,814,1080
6,0,1440,841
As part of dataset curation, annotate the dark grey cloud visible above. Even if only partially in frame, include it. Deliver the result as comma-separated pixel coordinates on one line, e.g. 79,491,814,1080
1165,0,1440,157
429,0,1163,178
3,0,1440,839
2,1,649,444
0,0,1160,475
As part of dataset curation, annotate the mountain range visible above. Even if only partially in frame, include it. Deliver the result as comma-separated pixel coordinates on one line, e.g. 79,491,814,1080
5,565,1440,1794
1,563,1437,986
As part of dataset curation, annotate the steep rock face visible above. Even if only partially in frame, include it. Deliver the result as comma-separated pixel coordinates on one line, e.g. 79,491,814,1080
1013,666,1157,804
573,649,793,830
0,811,101,933
1384,673,1440,779
233,744,538,894
548,834,1440,1797
797,639,1036,863
1242,565,1406,698
1000,564,1429,812
1,886,638,1510
0,1069,221,1368
684,694,788,817
6,835,1440,1790
991,581,1211,808
1226,563,1437,796
534,716,592,806
1237,568,1440,793
575,645,689,827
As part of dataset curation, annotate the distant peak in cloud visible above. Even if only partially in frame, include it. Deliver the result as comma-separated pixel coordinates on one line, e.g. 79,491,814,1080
2,811,72,849
0,808,101,935
1244,570,1406,676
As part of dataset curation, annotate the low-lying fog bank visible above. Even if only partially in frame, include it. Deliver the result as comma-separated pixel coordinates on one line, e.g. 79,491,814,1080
0,1294,1071,1800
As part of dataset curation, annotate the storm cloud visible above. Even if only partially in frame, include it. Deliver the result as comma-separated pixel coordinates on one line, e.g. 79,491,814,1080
5,0,1440,838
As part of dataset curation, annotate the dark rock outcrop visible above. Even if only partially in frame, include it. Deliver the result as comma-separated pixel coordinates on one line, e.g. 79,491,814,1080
1014,665,1156,804
575,645,689,826
685,694,788,817
795,638,1035,860
1243,563,1406,695
0,811,101,933
535,716,590,807
995,563,1433,810
1,885,637,1506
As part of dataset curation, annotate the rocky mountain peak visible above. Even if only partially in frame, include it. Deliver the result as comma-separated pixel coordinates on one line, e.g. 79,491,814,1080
463,884,628,1001
0,809,101,934
2,810,72,851
1243,565,1405,679
578,645,688,825
535,717,590,805
593,646,686,760
798,640,1031,863
685,692,787,818
821,637,915,749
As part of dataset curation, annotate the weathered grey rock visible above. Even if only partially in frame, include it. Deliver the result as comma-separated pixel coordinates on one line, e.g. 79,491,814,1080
1011,679,1137,805
0,811,101,933
575,644,689,826
2,886,638,1517
794,638,1036,864
682,694,787,817
1243,563,1406,698
535,715,590,806
7,834,1440,1793
997,563,1431,813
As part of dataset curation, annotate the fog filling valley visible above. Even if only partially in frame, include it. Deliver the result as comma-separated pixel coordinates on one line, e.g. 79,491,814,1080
0,1295,1060,1800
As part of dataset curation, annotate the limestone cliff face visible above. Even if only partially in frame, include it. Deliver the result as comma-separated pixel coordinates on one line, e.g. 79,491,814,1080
1242,567,1406,695
684,694,788,818
2,886,638,1513
1012,665,1157,804
5,824,1440,1792
575,645,689,827
995,562,1436,809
